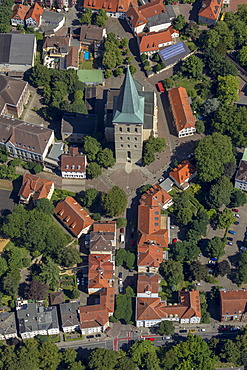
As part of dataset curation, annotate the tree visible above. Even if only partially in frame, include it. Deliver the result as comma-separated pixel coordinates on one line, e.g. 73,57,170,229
83,136,101,161
104,69,113,78
0,147,8,163
157,321,175,336
159,260,184,289
231,189,247,207
217,208,235,229
217,75,239,104
238,45,247,67
30,64,51,87
224,161,237,179
25,281,48,300
129,64,136,74
38,257,60,290
94,8,108,27
194,133,234,182
0,256,8,276
207,176,233,209
88,348,119,370
185,261,208,282
114,287,134,324
115,356,136,370
236,251,247,285
143,136,166,165
205,29,220,48
172,14,186,30
115,249,126,266
87,162,102,178
120,38,129,48
130,340,160,369
115,67,123,76
215,260,231,277
97,148,115,168
102,186,127,217
184,21,200,40
181,55,204,79
125,251,135,270
206,237,225,259
139,184,152,194
83,188,99,209
220,339,241,364
116,218,127,228
125,56,133,64
3,269,21,296
38,342,61,370
203,98,221,117
36,198,54,215
80,8,92,24
162,78,174,90
58,247,81,267
177,207,193,225
196,121,205,134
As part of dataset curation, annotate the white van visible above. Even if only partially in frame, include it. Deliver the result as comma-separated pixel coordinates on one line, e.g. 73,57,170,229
120,234,125,243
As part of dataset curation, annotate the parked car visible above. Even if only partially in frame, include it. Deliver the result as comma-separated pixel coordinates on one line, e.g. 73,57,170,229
172,238,178,243
227,242,233,246
189,329,196,333
229,230,236,235
209,260,216,265
95,334,101,338
240,246,247,251
230,326,240,331
77,278,80,285
81,278,85,285
234,214,240,218
227,237,233,241
170,226,175,229
119,272,123,278
86,335,94,339
210,257,218,261
208,269,214,274
156,82,164,92
119,286,124,294
120,234,125,243
119,278,123,286
145,337,155,341
158,177,164,183
131,239,136,246
195,283,201,286
232,208,239,212
163,336,171,340
199,328,206,332
179,329,187,333
120,228,125,233
234,221,239,225
219,326,229,332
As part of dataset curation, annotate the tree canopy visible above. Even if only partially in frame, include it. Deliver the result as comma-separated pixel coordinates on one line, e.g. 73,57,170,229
206,237,225,259
207,176,233,209
102,186,127,217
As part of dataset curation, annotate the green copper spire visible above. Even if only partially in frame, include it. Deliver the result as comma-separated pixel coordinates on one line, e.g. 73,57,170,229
112,67,145,124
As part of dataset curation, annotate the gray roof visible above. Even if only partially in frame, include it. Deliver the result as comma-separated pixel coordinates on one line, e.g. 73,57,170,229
0,33,35,65
61,112,97,136
139,90,155,130
159,41,190,67
0,115,54,155
16,303,59,334
160,178,173,192
42,10,65,24
0,312,17,336
59,302,80,328
112,67,145,125
235,159,247,183
46,142,64,162
146,4,175,28
0,75,27,114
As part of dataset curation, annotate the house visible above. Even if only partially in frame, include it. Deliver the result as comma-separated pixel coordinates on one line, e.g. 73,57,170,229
59,302,80,333
138,27,179,56
220,289,247,322
83,0,137,19
79,287,114,335
66,46,79,70
40,10,65,35
61,147,87,179
18,173,54,204
158,41,190,69
44,142,64,170
168,87,196,138
136,288,201,327
43,36,71,69
0,33,36,72
235,148,247,191
105,67,157,163
61,113,97,142
16,300,59,339
50,291,65,306
54,196,94,238
93,221,117,234
88,254,114,294
0,116,54,162
137,184,170,273
198,0,224,26
126,0,175,35
169,160,196,190
0,312,18,340
0,75,30,117
137,273,159,298
11,4,29,26
25,2,44,27
80,24,106,48
89,232,114,255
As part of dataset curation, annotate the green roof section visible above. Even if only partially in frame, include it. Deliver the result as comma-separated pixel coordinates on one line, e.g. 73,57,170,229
77,69,104,84
112,67,145,124
243,148,247,161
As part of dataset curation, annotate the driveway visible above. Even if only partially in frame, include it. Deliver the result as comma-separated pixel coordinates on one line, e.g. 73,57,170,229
0,189,16,214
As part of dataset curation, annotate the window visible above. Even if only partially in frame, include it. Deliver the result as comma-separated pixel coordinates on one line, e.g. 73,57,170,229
127,137,130,140
154,222,158,226
120,137,123,140
154,217,159,221
127,127,130,132
135,137,138,141
119,127,122,132
154,211,159,215
135,128,138,132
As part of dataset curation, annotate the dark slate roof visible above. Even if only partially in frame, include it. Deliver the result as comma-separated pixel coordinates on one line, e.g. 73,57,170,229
0,312,17,336
0,75,27,113
89,231,114,253
112,67,145,124
16,303,59,334
50,291,65,305
0,33,35,65
159,41,190,67
146,4,175,27
61,112,97,136
235,159,247,182
59,301,80,328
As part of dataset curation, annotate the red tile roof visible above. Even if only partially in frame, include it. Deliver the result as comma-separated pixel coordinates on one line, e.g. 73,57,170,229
100,287,115,313
136,290,201,321
61,147,87,173
66,46,79,69
79,304,109,329
11,4,29,21
18,173,54,202
83,0,137,13
127,0,165,28
137,273,159,295
220,289,247,318
54,196,94,237
199,0,223,21
93,221,116,233
169,160,196,185
25,2,44,24
138,233,166,268
168,87,196,133
88,254,114,291
138,27,178,53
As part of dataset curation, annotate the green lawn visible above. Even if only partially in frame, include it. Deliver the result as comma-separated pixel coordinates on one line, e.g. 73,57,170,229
174,78,197,97
80,60,93,69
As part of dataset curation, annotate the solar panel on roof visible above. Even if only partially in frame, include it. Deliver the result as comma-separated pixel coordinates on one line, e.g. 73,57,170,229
159,42,185,61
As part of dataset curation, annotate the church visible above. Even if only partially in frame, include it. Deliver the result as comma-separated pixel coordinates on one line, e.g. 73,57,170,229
105,67,158,164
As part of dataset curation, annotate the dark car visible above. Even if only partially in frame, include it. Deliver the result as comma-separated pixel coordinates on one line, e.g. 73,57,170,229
219,326,229,332
119,272,123,278
227,237,233,241
234,221,239,225
179,330,187,333
86,335,94,339
95,334,101,338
